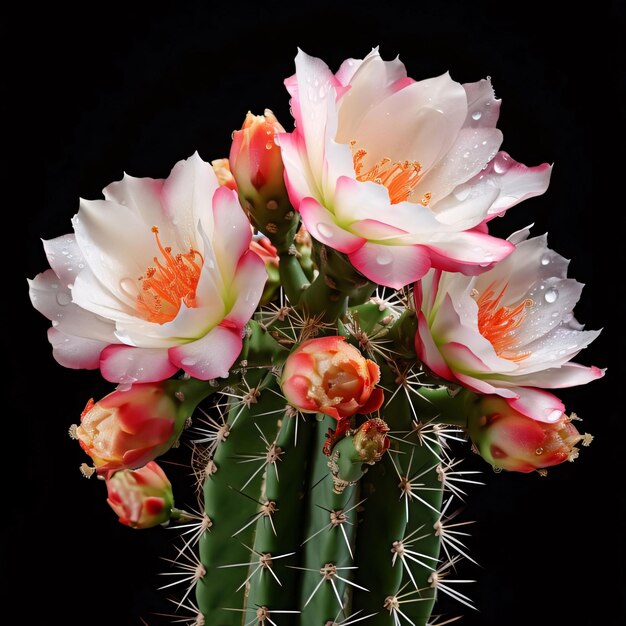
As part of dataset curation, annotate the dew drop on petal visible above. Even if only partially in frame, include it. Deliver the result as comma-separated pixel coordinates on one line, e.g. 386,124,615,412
51,320,59,327
56,292,71,306
376,249,393,266
316,223,334,239
472,111,482,121
493,152,510,174
120,278,139,297
544,288,559,303
541,254,551,266
181,357,198,367
265,142,273,150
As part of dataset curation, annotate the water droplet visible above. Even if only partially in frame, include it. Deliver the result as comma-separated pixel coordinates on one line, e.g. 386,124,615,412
463,151,471,158
56,292,71,306
265,142,273,150
51,320,59,327
67,283,74,290
316,223,334,239
547,409,563,422
472,111,482,121
61,249,69,256
120,278,138,297
376,249,393,266
551,311,559,318
482,140,487,145
493,152,510,174
544,288,558,303
454,187,471,202
181,357,197,367
535,447,544,455
78,263,85,269
541,254,550,266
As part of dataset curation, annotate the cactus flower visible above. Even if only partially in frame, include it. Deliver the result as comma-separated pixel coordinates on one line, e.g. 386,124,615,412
414,228,603,422
75,383,186,473
28,153,267,383
106,461,174,528
467,396,590,472
278,48,552,288
280,336,384,420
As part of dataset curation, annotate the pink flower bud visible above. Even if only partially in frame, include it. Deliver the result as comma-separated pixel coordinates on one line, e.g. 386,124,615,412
106,462,174,529
468,396,589,472
280,336,384,420
211,158,237,190
76,383,184,474
230,109,286,195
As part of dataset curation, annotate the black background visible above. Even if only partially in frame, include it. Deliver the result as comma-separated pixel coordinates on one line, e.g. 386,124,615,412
6,1,625,625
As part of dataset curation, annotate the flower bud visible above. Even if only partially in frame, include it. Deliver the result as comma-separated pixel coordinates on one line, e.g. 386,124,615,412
280,336,384,420
211,158,237,190
468,396,589,472
106,462,174,529
75,382,187,474
353,418,391,463
229,109,298,252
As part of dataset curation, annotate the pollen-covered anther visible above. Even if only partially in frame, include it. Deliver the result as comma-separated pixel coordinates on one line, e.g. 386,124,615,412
351,141,423,205
320,563,337,580
567,448,580,462
136,226,204,324
79,463,96,478
582,433,594,447
476,282,533,362
330,510,347,527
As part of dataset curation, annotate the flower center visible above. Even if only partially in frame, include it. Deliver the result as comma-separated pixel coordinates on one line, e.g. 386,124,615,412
350,141,430,205
137,226,203,324
475,282,532,362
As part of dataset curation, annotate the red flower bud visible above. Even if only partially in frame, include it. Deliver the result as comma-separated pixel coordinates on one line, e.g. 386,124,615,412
468,396,590,472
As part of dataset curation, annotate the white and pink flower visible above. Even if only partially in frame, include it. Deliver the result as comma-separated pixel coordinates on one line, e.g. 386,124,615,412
278,48,551,288
414,228,604,422
28,153,267,383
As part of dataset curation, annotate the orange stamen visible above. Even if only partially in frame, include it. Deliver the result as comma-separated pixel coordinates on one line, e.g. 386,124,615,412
136,226,203,324
476,282,533,362
351,141,428,205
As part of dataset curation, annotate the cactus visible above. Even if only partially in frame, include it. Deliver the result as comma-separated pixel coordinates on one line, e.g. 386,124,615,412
173,273,481,626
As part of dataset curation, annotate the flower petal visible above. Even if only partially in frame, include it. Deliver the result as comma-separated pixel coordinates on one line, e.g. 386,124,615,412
169,324,242,380
505,388,565,423
42,234,85,289
100,345,179,383
211,186,254,282
28,270,117,342
479,152,552,215
299,196,366,253
499,363,605,388
349,242,431,289
225,250,268,328
48,327,107,369
160,151,220,249
462,78,501,129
